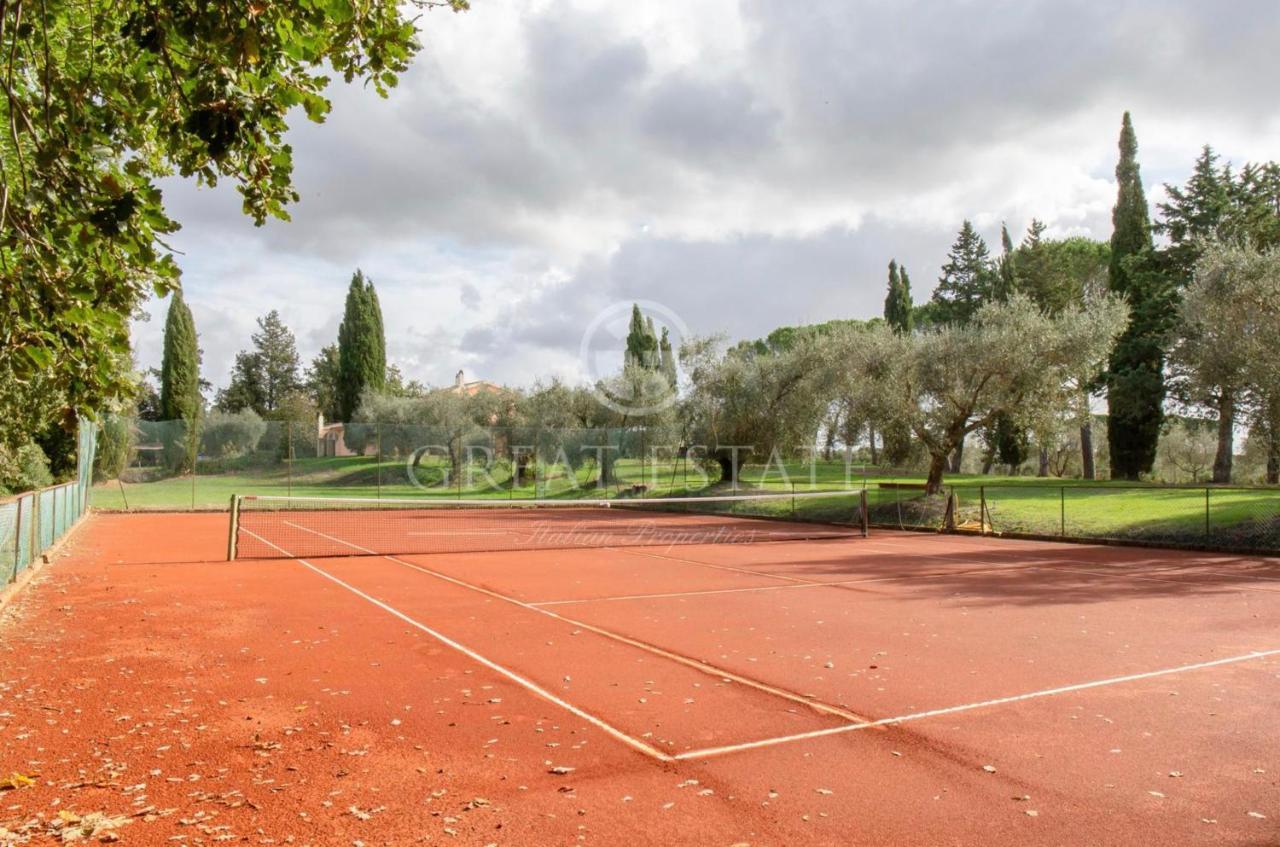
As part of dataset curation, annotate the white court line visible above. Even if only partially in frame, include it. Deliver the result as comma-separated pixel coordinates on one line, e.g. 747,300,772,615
674,648,1280,761
280,520,871,724
238,527,672,762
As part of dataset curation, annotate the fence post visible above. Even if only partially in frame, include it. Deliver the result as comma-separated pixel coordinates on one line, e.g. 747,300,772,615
979,486,986,536
226,495,240,561
1205,487,1211,541
12,496,22,581
376,423,382,500
287,421,293,497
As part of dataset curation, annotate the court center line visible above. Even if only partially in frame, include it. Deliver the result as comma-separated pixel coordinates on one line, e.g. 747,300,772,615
238,527,672,763
673,647,1280,761
278,519,872,724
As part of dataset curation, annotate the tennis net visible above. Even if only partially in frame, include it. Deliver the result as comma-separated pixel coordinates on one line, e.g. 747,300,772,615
228,490,869,560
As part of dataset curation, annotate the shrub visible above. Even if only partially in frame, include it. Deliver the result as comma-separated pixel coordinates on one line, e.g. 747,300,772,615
0,442,54,494
201,409,268,458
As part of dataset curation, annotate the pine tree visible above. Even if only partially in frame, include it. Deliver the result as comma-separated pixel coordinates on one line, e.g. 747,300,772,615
883,260,914,334
215,352,267,414
1157,145,1231,280
159,291,202,471
659,328,677,388
1106,112,1165,480
337,270,387,421
251,310,301,413
931,220,995,324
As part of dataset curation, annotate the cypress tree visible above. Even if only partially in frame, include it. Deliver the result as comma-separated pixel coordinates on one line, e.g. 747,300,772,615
366,278,387,385
624,304,658,370
1105,112,1164,480
159,291,201,471
659,328,677,388
993,222,1018,302
337,269,387,421
883,260,914,334
898,266,914,329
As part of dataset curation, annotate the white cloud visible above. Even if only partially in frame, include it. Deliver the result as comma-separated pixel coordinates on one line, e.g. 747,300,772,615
132,0,1280,395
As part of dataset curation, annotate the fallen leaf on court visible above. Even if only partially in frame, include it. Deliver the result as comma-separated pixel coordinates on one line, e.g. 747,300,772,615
1168,771,1183,778
982,765,996,773
548,766,575,775
815,788,833,795
1025,810,1039,817
1148,791,1165,798
49,810,131,842
0,772,37,790
1013,795,1030,802
1247,811,1267,819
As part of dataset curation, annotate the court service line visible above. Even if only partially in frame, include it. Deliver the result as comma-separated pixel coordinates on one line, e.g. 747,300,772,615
674,648,1280,761
238,527,673,762
279,520,872,724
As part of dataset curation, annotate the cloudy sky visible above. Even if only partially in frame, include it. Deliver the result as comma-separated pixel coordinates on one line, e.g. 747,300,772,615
137,0,1280,394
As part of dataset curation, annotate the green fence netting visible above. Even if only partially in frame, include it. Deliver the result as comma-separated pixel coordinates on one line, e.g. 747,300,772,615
0,418,97,586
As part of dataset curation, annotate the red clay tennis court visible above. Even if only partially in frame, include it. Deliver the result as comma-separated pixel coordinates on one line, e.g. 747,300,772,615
0,499,1276,845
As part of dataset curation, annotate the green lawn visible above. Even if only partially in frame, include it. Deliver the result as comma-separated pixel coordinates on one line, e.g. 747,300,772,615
91,454,1280,552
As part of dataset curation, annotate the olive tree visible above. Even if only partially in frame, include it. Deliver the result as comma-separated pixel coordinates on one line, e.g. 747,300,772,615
847,294,1127,494
1171,243,1280,483
680,335,834,484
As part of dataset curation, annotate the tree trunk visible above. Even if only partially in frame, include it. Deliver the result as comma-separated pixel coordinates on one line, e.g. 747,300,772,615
925,451,949,495
981,450,995,475
1212,390,1235,484
1037,447,1049,477
1268,426,1280,486
868,423,879,466
948,435,965,473
715,450,741,487
1080,420,1095,480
